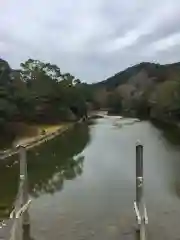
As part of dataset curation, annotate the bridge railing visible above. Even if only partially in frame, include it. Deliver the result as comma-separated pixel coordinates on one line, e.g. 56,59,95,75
0,140,148,240
134,142,148,240
9,146,31,240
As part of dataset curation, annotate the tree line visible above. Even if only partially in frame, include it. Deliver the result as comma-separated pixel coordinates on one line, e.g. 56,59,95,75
2,57,180,139
92,62,180,121
0,58,93,134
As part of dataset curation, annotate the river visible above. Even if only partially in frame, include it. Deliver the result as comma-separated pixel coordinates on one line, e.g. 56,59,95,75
1,117,180,239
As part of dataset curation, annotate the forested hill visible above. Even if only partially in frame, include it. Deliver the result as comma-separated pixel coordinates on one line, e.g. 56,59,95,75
93,62,180,90
91,62,180,119
0,58,91,139
2,56,180,142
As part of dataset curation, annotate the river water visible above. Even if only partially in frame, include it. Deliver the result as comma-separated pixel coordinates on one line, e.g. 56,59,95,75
1,117,180,239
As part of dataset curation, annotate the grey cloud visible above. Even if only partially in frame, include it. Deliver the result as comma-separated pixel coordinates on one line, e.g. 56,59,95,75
131,15,180,49
0,0,180,82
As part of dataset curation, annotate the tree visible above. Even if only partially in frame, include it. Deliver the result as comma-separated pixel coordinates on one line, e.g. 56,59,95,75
0,59,18,128
20,59,89,122
149,80,180,120
0,57,89,137
107,92,122,114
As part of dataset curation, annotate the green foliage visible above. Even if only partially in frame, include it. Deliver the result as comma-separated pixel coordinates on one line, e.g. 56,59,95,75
107,93,122,114
0,59,18,127
0,58,89,131
153,80,180,110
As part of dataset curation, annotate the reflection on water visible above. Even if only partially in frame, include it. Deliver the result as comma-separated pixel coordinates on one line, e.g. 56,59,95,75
23,224,35,240
151,120,180,146
30,155,84,197
0,123,90,217
28,123,90,197
151,120,180,201
0,156,19,219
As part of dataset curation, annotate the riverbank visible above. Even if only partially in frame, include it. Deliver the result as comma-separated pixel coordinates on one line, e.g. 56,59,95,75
13,124,70,146
0,122,74,160
114,109,180,129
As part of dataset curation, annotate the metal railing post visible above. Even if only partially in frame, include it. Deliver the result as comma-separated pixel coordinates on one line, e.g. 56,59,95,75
136,142,143,210
134,141,148,240
19,146,30,226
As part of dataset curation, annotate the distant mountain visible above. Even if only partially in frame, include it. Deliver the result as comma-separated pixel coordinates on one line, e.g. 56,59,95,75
93,62,180,90
91,62,180,120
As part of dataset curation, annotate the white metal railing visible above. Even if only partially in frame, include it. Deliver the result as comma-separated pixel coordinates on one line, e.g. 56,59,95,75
9,146,31,240
134,201,148,225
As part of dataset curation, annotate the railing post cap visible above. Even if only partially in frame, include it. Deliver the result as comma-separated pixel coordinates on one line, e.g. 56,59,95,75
16,144,25,149
20,174,25,180
136,140,143,146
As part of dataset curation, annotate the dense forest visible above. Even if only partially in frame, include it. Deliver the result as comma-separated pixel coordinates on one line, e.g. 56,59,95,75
2,58,180,144
91,62,180,121
0,58,93,142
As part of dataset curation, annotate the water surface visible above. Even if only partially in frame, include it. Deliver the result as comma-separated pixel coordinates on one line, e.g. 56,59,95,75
1,118,180,239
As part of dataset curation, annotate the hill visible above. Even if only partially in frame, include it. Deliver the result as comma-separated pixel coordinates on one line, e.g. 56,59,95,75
91,62,180,120
93,62,180,89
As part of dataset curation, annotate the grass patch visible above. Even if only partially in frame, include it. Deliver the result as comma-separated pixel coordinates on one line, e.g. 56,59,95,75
14,123,70,146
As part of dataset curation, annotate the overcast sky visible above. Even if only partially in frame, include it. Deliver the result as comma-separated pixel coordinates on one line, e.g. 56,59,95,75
0,0,180,82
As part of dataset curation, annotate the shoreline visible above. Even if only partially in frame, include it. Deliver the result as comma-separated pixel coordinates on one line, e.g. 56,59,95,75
0,123,74,160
